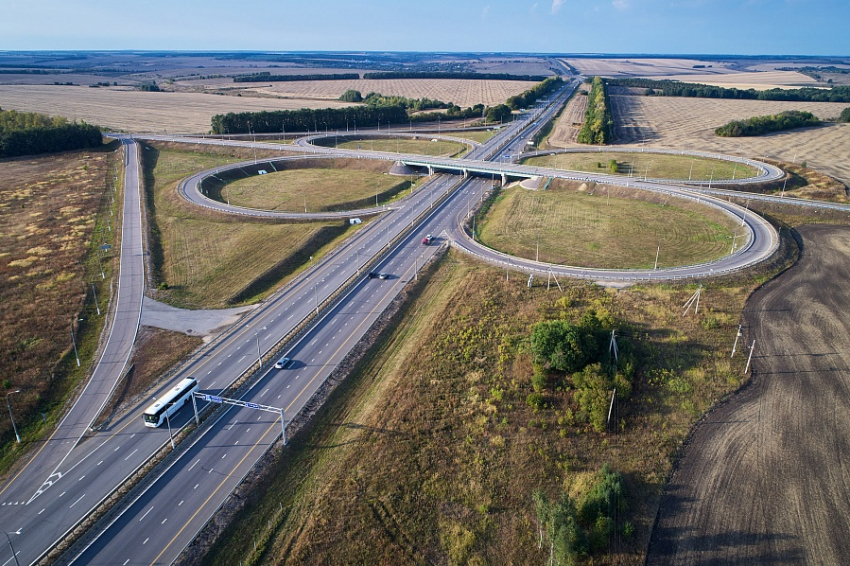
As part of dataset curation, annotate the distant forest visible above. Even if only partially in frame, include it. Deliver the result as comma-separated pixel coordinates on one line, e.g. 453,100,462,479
0,109,102,158
233,72,359,83
607,78,850,103
362,71,550,81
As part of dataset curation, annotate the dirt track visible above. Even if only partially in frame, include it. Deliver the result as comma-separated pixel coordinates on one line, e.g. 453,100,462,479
646,224,850,565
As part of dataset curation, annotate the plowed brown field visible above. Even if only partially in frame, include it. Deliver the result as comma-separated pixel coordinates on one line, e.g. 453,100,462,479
647,224,850,565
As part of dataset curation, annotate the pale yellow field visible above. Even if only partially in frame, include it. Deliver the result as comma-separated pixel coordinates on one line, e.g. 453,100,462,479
656,70,818,90
248,78,536,108
563,58,734,77
545,91,588,147
608,94,850,186
0,85,355,133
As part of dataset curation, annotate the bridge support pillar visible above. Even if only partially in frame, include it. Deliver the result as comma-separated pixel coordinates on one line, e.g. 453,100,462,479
501,173,507,186
428,165,434,177
463,169,468,178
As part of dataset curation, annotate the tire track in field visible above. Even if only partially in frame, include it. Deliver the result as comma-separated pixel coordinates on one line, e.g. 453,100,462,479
646,225,850,565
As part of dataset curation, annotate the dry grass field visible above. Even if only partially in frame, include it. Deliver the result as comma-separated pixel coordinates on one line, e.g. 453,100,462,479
0,85,355,134
248,78,536,108
225,165,407,212
609,94,850,186
202,236,796,565
546,91,589,147
0,147,117,447
522,152,759,181
478,180,738,269
143,144,361,308
330,137,468,157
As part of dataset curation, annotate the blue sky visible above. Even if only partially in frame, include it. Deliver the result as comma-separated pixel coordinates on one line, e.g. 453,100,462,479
1,0,847,55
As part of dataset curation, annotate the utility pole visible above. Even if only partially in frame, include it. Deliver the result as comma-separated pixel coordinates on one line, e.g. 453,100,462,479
654,244,660,271
609,330,619,363
71,320,81,367
744,340,756,374
91,282,100,315
256,333,262,368
6,391,21,443
731,324,743,357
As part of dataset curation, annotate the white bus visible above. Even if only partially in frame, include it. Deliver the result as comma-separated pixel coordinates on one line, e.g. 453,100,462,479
143,377,199,428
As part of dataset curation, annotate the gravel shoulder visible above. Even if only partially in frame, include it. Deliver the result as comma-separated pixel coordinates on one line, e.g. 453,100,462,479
646,224,850,565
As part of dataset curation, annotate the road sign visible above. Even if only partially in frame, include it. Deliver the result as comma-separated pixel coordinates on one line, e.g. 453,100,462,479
246,402,259,410
196,393,209,402
208,395,223,404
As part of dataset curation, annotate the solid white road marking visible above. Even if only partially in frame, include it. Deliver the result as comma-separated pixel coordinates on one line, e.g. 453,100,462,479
188,459,200,472
140,506,154,521
124,449,138,461
69,494,85,508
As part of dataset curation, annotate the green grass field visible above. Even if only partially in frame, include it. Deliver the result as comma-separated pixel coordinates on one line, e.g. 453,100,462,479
225,167,408,212
454,129,499,143
522,152,759,181
478,180,739,269
143,145,360,308
327,137,468,158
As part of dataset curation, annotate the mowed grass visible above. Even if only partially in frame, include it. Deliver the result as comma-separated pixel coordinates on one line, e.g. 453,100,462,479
329,137,468,157
143,144,359,309
478,180,738,269
226,166,406,212
454,129,500,143
204,243,795,566
522,152,759,181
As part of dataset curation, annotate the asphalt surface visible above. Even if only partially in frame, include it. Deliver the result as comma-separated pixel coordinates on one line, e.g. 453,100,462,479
0,139,146,563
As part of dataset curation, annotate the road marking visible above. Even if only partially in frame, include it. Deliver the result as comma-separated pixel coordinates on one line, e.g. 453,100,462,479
124,560,130,565
143,538,149,545
247,428,250,432
79,475,85,481
124,448,138,461
70,494,85,508
97,461,103,466
261,388,269,397
178,500,184,506
114,446,120,452
162,518,168,524
140,506,154,521
59,492,65,497
194,484,199,490
38,509,44,515
188,459,200,472
287,315,293,320
222,454,226,459
238,356,246,362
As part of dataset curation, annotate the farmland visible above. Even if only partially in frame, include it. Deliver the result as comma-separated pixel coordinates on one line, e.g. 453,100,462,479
247,78,536,108
0,85,355,134
0,145,118,456
202,237,795,565
142,144,361,309
477,180,738,269
608,94,850,186
522,152,759,181
224,160,409,212
544,90,588,146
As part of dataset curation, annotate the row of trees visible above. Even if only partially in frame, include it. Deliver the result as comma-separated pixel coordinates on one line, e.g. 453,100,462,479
361,71,549,81
211,105,410,134
609,77,850,103
533,465,628,564
577,77,612,145
715,110,821,137
233,72,359,83
0,109,103,158
507,76,564,109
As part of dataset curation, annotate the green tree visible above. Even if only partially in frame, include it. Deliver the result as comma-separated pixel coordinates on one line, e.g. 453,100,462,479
529,320,597,374
338,89,362,102
839,107,850,122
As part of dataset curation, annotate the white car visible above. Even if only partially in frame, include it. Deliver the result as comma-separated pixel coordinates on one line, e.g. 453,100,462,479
274,356,291,369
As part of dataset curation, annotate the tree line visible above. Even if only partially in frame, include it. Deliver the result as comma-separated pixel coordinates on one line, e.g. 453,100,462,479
577,77,612,145
0,109,102,158
715,110,821,137
211,105,410,134
362,71,549,81
507,75,564,109
608,77,850,103
233,72,359,83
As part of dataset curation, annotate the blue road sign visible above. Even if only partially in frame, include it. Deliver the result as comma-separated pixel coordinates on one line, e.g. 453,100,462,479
209,396,223,404
246,402,260,410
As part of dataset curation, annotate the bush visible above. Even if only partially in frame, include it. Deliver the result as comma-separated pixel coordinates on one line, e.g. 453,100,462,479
526,392,545,410
339,89,362,103
529,319,599,374
839,107,850,122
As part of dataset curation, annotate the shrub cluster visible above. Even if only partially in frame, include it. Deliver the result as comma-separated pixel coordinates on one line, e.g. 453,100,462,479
839,107,850,123
715,110,820,137
609,77,850,103
0,109,102,158
507,76,564,109
577,77,612,145
529,310,634,431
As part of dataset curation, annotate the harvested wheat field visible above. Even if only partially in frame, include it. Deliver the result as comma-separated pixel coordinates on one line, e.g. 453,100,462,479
0,85,354,134
610,94,850,186
563,58,734,77
545,91,588,146
249,78,536,108
654,70,818,90
647,224,850,565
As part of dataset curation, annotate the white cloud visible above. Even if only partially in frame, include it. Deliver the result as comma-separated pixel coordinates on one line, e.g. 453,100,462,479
551,0,565,14
482,4,490,18
612,0,629,10
530,2,539,15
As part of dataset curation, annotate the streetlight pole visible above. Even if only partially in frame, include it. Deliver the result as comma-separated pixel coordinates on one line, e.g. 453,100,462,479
164,408,175,450
6,391,21,443
256,334,262,368
71,319,82,367
2,530,20,566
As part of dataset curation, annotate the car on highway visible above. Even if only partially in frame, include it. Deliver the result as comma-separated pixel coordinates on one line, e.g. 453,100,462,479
274,356,291,369
422,234,434,245
378,272,390,280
